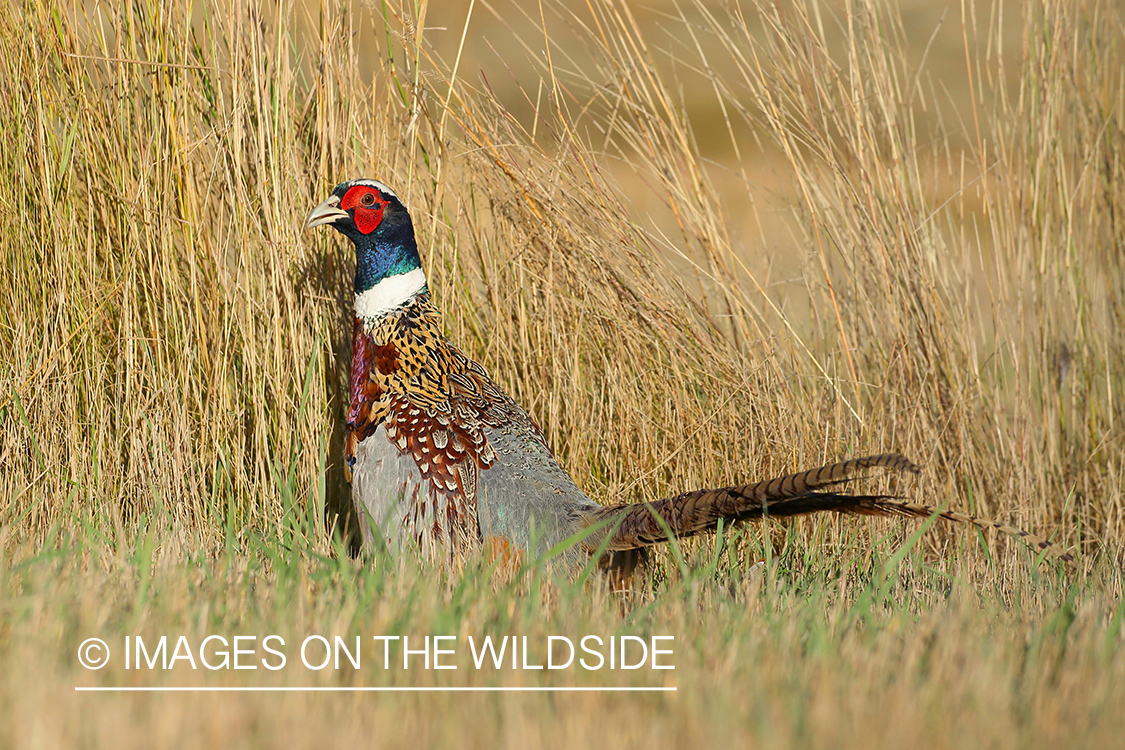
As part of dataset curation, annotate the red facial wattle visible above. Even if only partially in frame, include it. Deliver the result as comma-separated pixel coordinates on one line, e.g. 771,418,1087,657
340,186,386,235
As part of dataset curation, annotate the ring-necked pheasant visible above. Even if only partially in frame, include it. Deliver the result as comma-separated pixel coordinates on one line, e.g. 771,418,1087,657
306,179,1075,578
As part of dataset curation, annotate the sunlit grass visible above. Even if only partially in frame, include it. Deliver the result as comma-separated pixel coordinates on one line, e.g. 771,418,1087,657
1,0,1123,746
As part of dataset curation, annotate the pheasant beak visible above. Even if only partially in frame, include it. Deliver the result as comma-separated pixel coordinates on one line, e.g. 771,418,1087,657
305,195,349,229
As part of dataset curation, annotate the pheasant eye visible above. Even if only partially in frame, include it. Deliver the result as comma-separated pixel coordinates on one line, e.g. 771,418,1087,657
360,192,375,206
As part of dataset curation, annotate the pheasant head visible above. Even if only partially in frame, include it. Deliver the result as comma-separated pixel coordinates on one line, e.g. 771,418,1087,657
306,179,426,319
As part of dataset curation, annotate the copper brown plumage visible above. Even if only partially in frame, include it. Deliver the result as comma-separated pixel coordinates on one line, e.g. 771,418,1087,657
344,289,550,554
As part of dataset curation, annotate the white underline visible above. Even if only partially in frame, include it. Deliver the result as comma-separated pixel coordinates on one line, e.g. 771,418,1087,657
75,686,676,692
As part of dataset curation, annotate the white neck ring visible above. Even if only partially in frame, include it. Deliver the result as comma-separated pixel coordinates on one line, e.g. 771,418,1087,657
354,267,427,318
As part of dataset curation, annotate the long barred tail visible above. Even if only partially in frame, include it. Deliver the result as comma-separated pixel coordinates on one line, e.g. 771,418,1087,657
589,454,1075,566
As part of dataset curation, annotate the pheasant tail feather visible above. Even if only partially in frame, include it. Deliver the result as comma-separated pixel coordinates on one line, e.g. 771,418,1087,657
588,454,1074,566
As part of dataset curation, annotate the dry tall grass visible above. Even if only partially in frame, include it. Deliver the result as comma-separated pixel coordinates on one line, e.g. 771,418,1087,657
1,0,1123,747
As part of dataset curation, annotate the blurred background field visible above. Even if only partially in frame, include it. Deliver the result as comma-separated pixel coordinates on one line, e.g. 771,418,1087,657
1,0,1123,747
